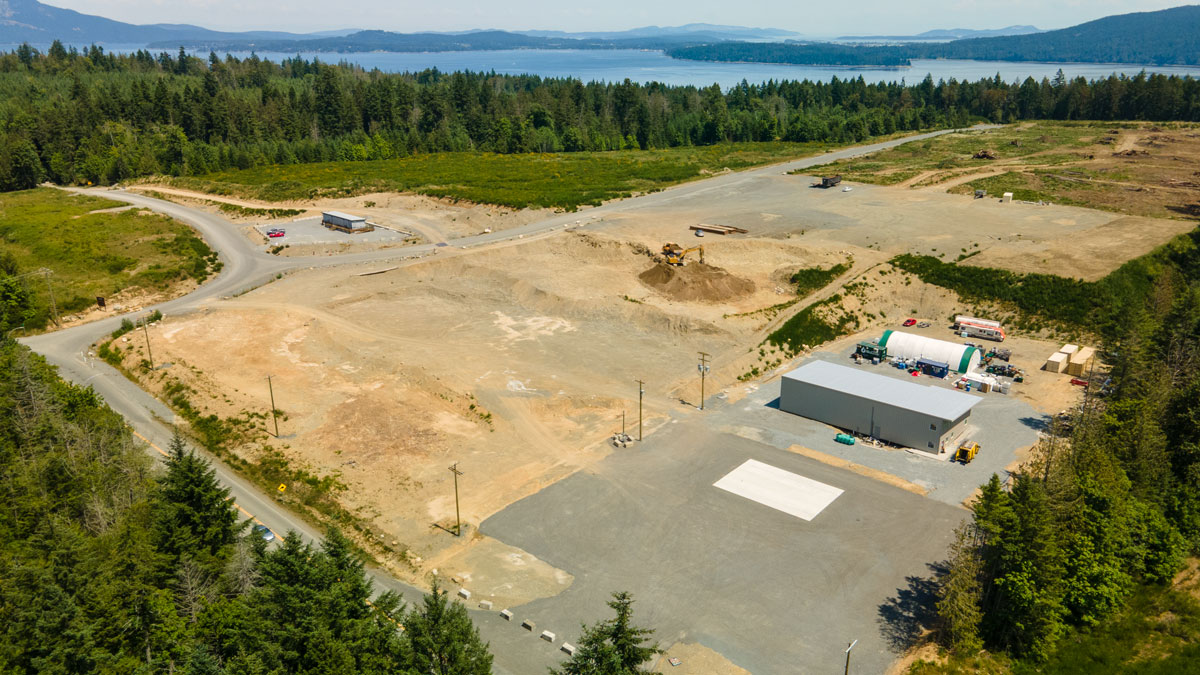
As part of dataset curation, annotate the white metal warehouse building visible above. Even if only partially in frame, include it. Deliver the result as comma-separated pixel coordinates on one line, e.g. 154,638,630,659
779,360,980,453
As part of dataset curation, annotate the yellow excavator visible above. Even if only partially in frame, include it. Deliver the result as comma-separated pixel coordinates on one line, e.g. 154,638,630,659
660,243,704,266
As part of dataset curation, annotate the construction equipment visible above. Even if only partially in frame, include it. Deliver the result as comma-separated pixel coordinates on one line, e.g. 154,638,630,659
660,243,704,266
954,441,980,464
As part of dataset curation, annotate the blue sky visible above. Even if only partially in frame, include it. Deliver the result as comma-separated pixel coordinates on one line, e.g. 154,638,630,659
46,0,1193,35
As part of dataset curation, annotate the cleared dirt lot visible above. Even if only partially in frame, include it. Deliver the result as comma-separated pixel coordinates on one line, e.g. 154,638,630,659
130,185,555,246
111,153,1158,595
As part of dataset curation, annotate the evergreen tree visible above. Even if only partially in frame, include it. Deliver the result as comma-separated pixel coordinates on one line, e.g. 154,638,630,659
936,523,984,654
155,429,240,569
405,579,493,675
553,591,659,675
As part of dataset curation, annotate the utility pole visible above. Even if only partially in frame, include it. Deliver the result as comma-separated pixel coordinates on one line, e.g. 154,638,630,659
141,313,154,366
635,380,645,441
621,409,626,437
697,351,711,410
844,639,857,675
448,462,463,536
266,375,279,437
41,268,59,327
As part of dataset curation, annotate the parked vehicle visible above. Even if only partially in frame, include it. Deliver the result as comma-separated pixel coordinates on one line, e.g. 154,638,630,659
253,524,276,542
954,441,980,464
902,318,917,327
268,230,285,238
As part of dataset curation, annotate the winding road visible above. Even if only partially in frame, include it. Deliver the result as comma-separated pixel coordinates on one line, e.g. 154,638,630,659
19,126,979,674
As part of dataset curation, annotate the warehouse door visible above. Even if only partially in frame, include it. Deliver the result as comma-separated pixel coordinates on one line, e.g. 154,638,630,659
870,406,881,439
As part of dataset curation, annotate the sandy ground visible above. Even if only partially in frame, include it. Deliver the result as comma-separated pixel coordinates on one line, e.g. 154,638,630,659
103,143,1147,626
652,642,752,674
108,222,1091,591
130,185,554,245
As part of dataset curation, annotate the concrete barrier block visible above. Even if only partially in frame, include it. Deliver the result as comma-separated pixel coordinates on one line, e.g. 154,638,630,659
457,588,471,600
478,600,493,610
540,630,556,643
521,619,536,631
500,609,513,621
560,643,576,656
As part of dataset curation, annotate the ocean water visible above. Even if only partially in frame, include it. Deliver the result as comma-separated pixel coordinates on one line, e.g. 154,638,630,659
206,49,1200,88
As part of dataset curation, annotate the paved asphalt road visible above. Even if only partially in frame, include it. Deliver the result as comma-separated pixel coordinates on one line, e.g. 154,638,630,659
19,127,984,674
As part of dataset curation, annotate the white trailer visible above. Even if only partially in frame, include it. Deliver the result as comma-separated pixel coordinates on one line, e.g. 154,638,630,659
955,315,1001,329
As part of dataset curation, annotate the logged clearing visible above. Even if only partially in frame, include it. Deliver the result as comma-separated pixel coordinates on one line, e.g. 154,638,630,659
97,123,1196,607
0,187,217,330
811,121,1200,225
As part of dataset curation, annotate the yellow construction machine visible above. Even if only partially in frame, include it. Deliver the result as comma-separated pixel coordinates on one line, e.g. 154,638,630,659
660,243,704,266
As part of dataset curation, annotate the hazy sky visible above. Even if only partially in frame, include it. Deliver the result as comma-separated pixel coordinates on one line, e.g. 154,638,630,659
46,0,1192,36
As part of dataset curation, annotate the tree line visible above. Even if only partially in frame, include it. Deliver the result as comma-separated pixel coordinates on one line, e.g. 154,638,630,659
6,41,1197,192
0,335,663,674
929,230,1200,662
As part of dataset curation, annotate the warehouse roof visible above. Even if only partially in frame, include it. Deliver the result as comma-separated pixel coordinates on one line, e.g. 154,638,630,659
322,211,366,221
783,360,979,421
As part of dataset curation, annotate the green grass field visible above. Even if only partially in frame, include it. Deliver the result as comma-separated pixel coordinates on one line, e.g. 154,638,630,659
161,142,840,210
0,188,217,329
806,122,1099,185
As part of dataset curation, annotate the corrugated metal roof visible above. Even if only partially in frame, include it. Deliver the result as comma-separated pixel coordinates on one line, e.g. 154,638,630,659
322,211,366,221
783,360,979,420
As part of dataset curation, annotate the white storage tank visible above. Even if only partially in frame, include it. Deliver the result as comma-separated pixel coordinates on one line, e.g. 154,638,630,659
879,330,982,373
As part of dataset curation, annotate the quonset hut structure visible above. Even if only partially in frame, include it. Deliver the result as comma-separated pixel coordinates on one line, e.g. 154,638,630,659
878,330,981,374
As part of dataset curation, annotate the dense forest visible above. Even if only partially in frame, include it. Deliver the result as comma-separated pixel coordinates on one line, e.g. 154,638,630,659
0,337,497,674
2,43,1200,192
920,229,1200,665
666,43,912,67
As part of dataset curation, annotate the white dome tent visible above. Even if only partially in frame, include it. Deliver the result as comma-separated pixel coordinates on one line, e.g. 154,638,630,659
878,330,982,373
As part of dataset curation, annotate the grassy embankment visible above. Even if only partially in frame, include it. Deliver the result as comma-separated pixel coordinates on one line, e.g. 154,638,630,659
0,188,218,329
161,142,845,211
805,121,1200,219
802,122,1097,186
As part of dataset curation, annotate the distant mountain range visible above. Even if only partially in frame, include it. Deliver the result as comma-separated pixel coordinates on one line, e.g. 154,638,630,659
0,0,797,48
0,0,332,44
518,24,800,42
837,25,1043,42
672,6,1200,67
3,0,1199,68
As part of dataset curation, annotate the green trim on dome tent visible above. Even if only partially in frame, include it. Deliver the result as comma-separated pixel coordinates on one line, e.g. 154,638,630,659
879,330,894,349
959,346,979,373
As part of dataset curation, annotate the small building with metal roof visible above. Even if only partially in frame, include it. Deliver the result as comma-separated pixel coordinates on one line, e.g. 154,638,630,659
322,211,372,232
779,360,980,453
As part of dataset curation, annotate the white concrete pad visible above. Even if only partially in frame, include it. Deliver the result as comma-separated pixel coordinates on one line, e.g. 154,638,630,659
713,459,843,521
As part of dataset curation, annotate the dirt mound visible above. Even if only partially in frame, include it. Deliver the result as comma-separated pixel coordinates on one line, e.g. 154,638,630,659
638,262,755,303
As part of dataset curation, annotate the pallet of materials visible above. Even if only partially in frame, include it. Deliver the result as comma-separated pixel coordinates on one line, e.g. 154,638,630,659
1066,347,1096,377
1043,352,1068,373
688,224,748,235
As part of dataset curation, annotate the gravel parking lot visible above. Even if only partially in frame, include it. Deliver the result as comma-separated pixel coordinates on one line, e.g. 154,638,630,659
256,217,414,246
715,350,1046,507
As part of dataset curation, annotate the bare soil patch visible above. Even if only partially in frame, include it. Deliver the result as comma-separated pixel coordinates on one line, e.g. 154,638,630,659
653,642,751,675
638,261,756,303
